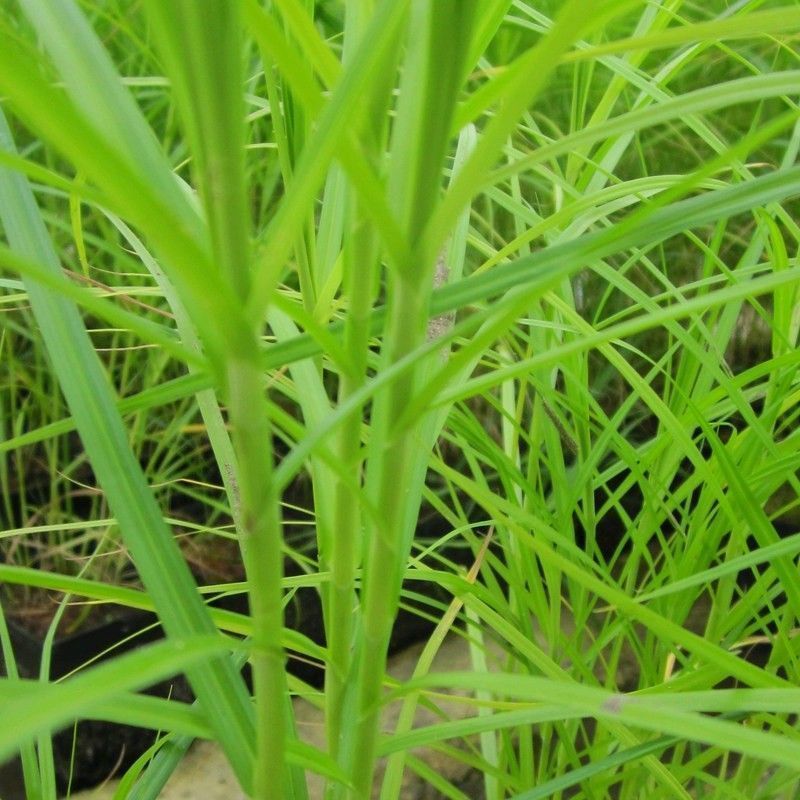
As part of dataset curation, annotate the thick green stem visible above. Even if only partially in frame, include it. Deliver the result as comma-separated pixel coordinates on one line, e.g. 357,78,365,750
325,219,379,759
324,395,362,753
325,0,396,756
337,277,430,797
227,356,287,800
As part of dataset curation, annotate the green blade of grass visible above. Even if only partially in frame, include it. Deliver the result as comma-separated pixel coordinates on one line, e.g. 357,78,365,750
0,681,214,740
245,0,412,322
561,7,800,64
508,734,681,800
0,636,232,766
0,608,42,798
336,6,482,795
0,371,207,454
425,0,642,268
430,265,800,411
0,244,203,368
273,0,342,85
143,0,251,301
0,8,239,372
0,109,257,793
491,71,800,188
7,166,799,474
0,563,328,668
398,672,800,770
17,0,196,230
142,5,292,794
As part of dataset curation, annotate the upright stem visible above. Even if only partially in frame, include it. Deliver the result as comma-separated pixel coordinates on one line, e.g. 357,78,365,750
325,0,396,762
338,276,430,797
325,216,377,758
227,354,287,800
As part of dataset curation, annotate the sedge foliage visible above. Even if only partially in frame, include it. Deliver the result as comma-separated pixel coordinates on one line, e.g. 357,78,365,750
1,1,799,798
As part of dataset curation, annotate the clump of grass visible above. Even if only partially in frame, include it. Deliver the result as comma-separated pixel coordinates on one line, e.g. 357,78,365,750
1,1,800,799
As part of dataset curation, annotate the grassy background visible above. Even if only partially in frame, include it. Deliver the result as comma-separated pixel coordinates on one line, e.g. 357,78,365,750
1,1,800,798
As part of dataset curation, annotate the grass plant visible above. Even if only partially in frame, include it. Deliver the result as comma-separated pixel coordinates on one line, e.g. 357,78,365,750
1,1,800,798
